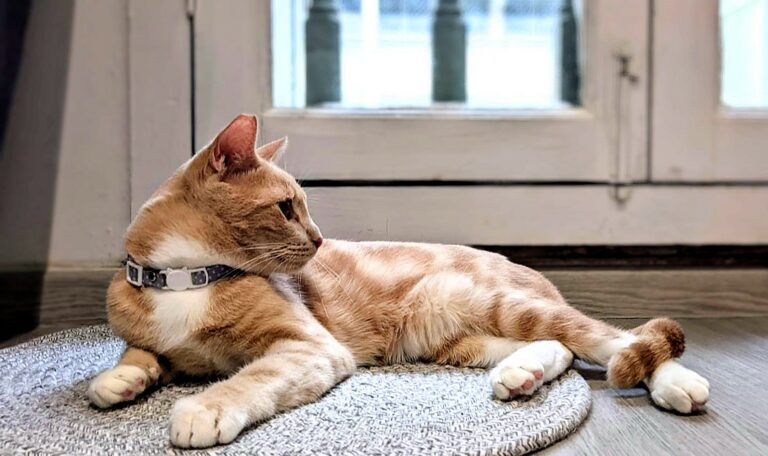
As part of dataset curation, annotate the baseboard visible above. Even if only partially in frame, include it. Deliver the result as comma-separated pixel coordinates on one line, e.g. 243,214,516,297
2,266,767,345
478,245,768,268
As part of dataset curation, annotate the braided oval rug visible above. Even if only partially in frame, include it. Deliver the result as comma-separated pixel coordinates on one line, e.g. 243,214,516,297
0,326,591,455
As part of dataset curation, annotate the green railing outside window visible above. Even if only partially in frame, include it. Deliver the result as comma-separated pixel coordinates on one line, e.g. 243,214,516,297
301,0,581,108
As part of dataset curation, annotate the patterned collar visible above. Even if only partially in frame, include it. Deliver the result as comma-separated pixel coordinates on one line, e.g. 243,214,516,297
125,256,242,291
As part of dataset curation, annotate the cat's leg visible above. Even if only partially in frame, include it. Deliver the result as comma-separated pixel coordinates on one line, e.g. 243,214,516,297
576,318,709,413
433,335,573,400
168,338,355,449
579,318,709,414
495,300,710,413
87,346,170,408
575,323,709,413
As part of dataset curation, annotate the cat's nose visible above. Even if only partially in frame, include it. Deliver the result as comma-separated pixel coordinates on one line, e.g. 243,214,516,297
307,220,323,248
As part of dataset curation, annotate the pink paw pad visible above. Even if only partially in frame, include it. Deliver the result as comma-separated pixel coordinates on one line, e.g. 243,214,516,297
121,390,134,399
135,378,145,387
522,379,534,390
533,370,544,380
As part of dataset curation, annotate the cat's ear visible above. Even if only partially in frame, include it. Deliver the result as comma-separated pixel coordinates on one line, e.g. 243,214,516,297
255,137,288,163
210,114,259,174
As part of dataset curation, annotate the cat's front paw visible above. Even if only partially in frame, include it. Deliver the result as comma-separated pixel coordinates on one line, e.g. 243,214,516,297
169,395,248,448
87,365,154,408
648,360,710,414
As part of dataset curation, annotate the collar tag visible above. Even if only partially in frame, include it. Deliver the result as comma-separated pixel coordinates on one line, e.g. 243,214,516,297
164,268,192,291
164,267,209,291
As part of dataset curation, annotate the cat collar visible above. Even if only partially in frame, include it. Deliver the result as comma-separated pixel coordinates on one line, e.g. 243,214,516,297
125,256,241,291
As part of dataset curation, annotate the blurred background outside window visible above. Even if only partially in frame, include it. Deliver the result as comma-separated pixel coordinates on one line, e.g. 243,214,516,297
720,0,768,108
272,0,580,109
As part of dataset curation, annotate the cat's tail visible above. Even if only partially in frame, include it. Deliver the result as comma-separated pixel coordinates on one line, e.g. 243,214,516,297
605,317,685,388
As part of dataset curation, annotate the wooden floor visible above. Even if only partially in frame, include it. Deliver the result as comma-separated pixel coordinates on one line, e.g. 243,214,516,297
1,269,767,454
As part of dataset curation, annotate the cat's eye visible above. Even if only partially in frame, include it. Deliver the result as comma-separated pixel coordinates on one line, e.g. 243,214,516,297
278,199,294,220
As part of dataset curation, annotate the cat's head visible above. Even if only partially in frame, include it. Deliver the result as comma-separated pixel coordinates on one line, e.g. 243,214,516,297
125,114,322,274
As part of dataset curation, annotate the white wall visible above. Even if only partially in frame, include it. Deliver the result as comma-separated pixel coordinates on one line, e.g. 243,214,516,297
0,0,130,268
0,0,189,268
47,0,131,266
0,0,73,267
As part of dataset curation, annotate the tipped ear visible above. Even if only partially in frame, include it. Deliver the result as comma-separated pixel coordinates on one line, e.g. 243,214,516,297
256,137,288,163
210,114,259,174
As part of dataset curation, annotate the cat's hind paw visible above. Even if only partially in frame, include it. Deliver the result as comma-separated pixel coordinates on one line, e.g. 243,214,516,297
648,360,710,414
169,396,248,448
490,357,545,400
489,340,573,401
87,365,153,408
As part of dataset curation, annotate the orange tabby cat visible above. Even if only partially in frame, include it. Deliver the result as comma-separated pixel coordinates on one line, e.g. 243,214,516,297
87,114,709,448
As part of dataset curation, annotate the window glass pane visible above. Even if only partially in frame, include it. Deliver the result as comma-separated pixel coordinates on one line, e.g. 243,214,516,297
272,0,580,109
720,0,768,108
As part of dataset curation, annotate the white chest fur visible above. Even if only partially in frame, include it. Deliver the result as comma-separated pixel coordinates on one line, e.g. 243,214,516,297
149,287,211,353
145,233,228,353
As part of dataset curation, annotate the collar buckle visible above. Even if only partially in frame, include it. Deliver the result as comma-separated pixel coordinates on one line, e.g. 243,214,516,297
162,267,209,291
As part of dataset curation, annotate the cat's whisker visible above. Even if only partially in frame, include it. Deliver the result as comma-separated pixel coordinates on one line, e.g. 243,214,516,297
220,249,287,279
248,249,290,271
216,243,287,255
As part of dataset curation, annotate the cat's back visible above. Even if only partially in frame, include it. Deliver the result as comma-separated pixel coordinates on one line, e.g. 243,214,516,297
311,239,551,292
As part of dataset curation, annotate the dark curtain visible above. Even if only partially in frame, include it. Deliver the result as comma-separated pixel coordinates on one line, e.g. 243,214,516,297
0,0,32,152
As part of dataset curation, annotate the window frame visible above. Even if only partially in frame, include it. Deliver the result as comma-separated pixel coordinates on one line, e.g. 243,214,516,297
652,0,768,182
193,0,651,183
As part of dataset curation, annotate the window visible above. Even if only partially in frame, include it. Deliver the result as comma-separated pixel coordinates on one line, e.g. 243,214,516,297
273,0,577,109
720,0,768,108
196,0,649,183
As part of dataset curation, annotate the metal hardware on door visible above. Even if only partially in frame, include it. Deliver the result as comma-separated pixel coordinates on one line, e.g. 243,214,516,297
617,54,640,85
610,52,640,205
